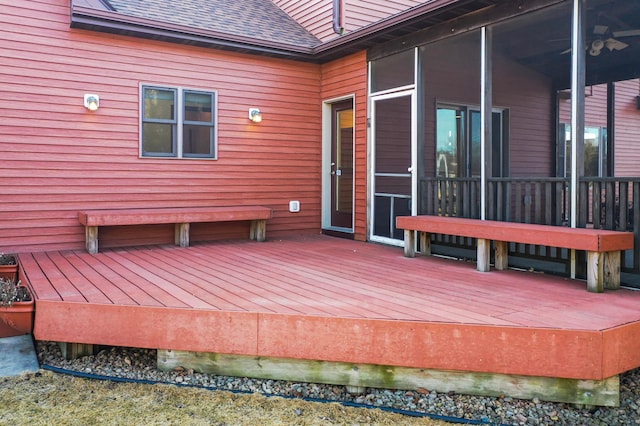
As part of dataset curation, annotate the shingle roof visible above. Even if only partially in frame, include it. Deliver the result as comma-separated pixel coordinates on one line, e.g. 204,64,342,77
103,0,321,48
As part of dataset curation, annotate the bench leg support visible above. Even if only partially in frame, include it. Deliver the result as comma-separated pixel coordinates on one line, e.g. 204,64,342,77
175,223,190,248
494,241,508,271
403,230,416,258
604,251,621,290
85,226,99,255
477,238,491,272
587,251,604,293
420,232,431,256
250,220,267,242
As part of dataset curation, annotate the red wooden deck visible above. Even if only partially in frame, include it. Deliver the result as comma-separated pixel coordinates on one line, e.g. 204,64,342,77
17,235,640,381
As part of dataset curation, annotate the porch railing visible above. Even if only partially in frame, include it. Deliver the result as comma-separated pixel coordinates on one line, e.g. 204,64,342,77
419,177,640,286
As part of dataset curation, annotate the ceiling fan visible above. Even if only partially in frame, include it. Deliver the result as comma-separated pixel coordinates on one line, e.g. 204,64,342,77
561,24,640,56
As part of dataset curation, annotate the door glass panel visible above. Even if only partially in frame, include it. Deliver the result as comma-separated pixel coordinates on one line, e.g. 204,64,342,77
438,107,505,178
330,100,354,229
436,107,464,178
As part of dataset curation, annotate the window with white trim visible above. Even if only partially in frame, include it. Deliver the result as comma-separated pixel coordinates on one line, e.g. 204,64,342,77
141,85,217,159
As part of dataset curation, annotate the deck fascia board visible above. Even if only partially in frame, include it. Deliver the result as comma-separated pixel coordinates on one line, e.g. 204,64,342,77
32,298,614,381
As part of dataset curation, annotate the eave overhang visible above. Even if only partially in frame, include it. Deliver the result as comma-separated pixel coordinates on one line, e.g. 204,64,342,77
70,0,500,64
70,5,318,61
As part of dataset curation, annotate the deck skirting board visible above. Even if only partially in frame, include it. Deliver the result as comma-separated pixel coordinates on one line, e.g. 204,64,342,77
157,350,620,407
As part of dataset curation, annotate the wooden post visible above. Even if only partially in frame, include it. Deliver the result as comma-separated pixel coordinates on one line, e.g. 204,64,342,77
175,223,190,247
494,241,508,270
587,251,604,293
403,230,416,258
477,238,491,272
603,251,621,290
85,226,99,254
59,342,95,360
250,219,266,242
419,231,431,256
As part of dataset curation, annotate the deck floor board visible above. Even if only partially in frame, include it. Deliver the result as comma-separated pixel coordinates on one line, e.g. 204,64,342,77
20,235,640,382
65,251,139,306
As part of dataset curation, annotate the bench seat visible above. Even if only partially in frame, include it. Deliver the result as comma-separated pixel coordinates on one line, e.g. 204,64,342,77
78,206,272,254
396,215,634,293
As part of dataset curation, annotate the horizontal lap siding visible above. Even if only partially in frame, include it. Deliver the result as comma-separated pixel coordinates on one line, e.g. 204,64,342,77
321,52,368,240
273,0,334,42
344,0,424,32
613,80,640,177
274,0,423,42
0,0,322,253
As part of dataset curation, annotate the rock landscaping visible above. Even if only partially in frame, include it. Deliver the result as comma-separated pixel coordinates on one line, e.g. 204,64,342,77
37,341,640,425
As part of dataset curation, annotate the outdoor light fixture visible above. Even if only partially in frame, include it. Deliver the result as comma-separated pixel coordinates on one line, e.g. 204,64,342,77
84,94,100,111
249,108,262,123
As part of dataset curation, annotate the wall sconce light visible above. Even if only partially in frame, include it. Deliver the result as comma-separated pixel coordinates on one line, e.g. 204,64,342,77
249,108,262,123
84,94,100,111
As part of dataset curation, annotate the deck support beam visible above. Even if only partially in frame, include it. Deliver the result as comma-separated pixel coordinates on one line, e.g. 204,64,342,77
158,349,620,407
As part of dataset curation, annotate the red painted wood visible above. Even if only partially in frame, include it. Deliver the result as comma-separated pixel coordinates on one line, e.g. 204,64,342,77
34,301,260,355
63,251,138,306
19,236,640,380
78,206,272,226
321,52,368,240
0,0,322,254
397,216,634,252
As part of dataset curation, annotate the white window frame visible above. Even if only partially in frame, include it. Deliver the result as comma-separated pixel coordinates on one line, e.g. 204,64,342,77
140,84,218,159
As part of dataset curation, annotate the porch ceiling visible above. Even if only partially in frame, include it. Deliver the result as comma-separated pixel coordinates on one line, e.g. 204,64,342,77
495,0,640,88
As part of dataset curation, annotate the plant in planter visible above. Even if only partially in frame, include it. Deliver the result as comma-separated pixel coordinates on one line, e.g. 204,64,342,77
0,253,18,282
0,278,34,338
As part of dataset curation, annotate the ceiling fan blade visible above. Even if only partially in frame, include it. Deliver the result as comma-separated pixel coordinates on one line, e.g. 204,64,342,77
593,25,609,35
612,29,640,37
605,38,628,51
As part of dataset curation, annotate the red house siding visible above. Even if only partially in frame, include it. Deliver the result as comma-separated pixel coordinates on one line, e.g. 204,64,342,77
344,0,424,33
0,0,323,253
273,0,334,42
615,80,640,177
321,52,368,240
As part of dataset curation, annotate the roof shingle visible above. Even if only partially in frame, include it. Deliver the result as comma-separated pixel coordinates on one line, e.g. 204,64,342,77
103,0,321,48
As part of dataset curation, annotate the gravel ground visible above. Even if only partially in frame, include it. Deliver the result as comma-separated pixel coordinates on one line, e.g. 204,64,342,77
37,341,640,425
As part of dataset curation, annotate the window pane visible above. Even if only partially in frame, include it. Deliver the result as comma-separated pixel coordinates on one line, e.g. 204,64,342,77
184,92,213,123
183,124,212,156
436,107,464,178
584,126,600,177
142,123,175,154
144,88,175,120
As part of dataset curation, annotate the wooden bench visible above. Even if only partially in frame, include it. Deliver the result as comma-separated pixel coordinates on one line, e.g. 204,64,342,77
78,206,273,254
396,215,634,293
